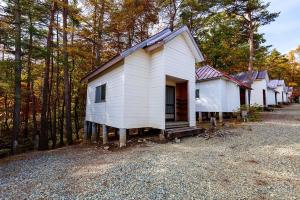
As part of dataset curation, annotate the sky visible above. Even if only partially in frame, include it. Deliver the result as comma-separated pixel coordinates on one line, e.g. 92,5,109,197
259,0,300,54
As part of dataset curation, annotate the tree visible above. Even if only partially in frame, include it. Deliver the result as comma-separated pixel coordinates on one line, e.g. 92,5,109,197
63,0,73,145
12,0,22,154
224,0,279,75
39,0,57,150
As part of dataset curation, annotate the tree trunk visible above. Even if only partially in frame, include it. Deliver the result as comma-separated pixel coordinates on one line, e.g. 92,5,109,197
59,98,65,146
39,1,56,150
74,96,80,140
169,0,177,31
24,12,33,141
63,0,73,145
52,12,60,149
12,0,22,154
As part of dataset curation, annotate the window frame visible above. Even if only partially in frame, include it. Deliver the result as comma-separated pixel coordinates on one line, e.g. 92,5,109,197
195,89,200,99
95,84,106,103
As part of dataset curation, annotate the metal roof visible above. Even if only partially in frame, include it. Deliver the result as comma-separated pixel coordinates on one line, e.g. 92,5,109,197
233,70,268,85
196,65,251,89
81,26,204,82
268,80,279,89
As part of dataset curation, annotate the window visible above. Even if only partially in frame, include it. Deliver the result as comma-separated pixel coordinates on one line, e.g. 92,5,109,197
195,89,200,99
95,84,106,103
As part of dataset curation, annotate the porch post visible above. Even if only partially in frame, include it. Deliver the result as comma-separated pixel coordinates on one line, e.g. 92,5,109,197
102,124,108,145
219,112,223,123
119,128,126,147
91,123,97,143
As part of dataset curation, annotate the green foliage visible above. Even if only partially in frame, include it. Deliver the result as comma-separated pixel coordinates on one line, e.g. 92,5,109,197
239,104,262,122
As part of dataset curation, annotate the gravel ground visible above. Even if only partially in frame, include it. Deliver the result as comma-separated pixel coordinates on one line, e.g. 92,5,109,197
0,104,300,199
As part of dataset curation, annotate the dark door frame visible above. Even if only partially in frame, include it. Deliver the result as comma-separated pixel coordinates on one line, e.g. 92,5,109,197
166,86,175,121
263,89,266,106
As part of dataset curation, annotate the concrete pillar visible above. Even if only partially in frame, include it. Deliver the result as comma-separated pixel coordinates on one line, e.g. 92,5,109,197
138,128,144,135
219,112,223,123
88,122,92,139
159,130,166,141
198,112,202,123
208,112,211,118
102,124,108,145
83,121,88,141
91,123,97,143
119,128,126,147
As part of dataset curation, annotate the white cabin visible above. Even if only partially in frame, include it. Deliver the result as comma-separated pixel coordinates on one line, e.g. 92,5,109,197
82,26,204,146
195,66,251,122
234,71,269,107
268,80,287,104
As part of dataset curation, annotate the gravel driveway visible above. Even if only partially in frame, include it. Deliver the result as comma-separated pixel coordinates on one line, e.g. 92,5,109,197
1,104,300,199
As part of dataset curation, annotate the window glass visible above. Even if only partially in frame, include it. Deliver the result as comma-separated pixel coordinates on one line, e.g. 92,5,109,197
95,84,106,103
195,89,200,98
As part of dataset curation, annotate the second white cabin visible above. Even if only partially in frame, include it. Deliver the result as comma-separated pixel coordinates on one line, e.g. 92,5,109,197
195,65,251,122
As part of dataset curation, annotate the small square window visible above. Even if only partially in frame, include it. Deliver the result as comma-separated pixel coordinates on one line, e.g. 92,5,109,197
195,89,200,99
95,84,106,103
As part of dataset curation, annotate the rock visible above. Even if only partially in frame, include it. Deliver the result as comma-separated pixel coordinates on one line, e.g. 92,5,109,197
175,137,181,143
138,139,143,143
103,146,110,150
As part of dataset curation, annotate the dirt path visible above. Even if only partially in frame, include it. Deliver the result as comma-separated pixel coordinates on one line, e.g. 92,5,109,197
0,104,300,199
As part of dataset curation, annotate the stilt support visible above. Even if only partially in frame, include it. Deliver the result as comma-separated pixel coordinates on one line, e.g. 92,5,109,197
102,124,108,145
119,128,126,147
91,123,97,143
198,112,202,123
83,121,88,142
219,112,223,123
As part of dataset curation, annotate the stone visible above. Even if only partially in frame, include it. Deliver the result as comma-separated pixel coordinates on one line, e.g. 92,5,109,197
175,137,181,143
103,146,110,150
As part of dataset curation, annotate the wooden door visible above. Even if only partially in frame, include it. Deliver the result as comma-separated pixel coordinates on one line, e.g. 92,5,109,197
166,86,175,121
176,82,188,121
240,88,246,106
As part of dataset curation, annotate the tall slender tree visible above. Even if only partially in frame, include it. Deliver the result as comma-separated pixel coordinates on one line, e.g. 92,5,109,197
39,0,57,150
12,0,22,154
224,0,279,74
63,0,73,145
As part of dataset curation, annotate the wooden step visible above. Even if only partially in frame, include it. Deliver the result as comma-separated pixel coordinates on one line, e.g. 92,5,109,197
165,121,189,129
165,127,205,140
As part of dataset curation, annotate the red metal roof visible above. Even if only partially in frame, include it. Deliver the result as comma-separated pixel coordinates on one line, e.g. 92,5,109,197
196,65,251,89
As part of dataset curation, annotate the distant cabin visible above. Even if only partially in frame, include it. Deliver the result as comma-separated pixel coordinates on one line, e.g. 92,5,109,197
234,71,269,107
267,81,279,105
195,65,251,122
81,26,204,147
268,80,287,104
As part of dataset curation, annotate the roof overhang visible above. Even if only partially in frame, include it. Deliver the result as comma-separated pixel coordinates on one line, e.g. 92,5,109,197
81,56,124,83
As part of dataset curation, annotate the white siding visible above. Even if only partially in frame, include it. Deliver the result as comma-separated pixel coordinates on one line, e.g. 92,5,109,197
148,50,165,129
267,89,276,105
164,35,196,127
222,79,241,112
250,79,267,106
123,50,150,128
196,79,222,112
276,86,284,103
195,79,240,113
85,65,125,127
